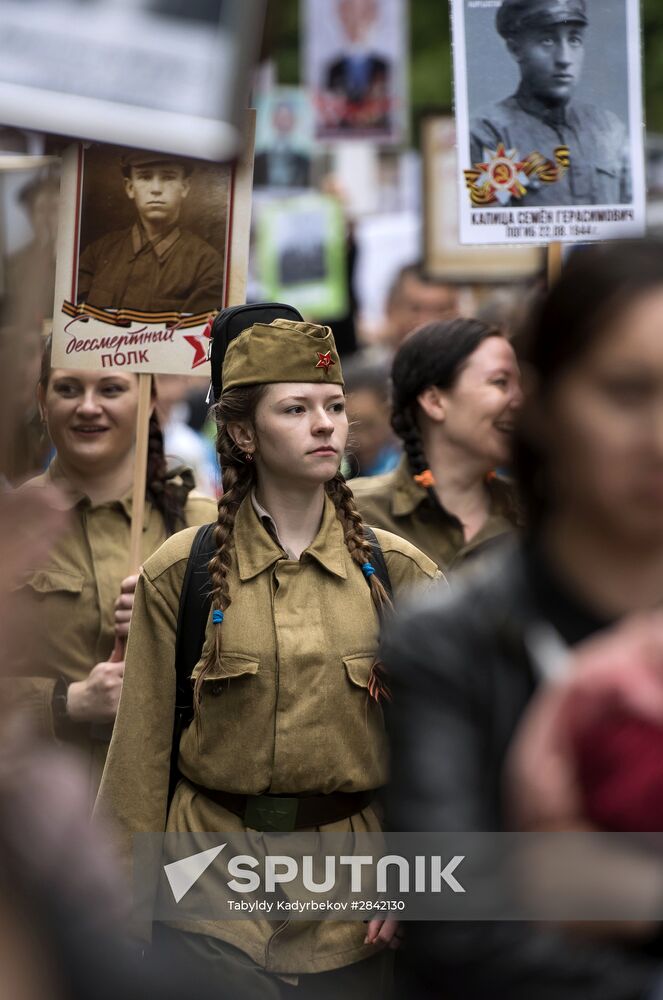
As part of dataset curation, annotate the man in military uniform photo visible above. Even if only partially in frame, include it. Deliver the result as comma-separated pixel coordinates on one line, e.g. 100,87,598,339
469,0,631,206
77,153,224,315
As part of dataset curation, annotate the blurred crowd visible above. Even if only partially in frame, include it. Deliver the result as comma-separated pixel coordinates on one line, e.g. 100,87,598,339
2,6,663,1000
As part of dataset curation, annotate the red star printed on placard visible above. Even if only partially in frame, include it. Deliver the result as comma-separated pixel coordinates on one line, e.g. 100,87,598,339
315,351,335,370
184,315,215,369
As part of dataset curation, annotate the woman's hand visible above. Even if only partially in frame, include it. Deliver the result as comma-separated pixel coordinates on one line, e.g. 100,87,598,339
113,573,140,642
66,639,124,724
365,918,403,950
506,612,663,830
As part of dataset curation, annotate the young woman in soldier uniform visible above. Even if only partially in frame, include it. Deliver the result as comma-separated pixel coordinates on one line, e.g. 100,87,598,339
352,318,523,573
10,340,217,798
97,318,440,998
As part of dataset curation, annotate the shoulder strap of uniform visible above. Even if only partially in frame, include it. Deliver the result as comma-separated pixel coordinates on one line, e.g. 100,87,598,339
363,525,393,604
174,522,217,717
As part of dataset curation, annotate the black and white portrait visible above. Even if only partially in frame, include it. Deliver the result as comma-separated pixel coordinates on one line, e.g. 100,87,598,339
51,129,256,376
451,0,645,244
77,147,228,317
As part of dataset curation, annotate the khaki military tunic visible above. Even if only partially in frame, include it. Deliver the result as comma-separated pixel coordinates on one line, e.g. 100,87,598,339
470,88,631,207
9,460,217,796
77,222,224,314
96,494,441,974
351,456,519,573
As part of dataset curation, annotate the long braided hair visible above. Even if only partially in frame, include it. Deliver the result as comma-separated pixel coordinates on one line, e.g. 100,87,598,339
391,319,503,508
193,384,393,718
39,337,186,535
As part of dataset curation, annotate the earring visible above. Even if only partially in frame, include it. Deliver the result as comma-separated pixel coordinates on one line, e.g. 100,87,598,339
244,452,254,462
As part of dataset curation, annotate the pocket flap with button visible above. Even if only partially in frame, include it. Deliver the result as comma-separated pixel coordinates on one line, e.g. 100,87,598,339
21,569,85,596
191,652,260,682
343,653,375,689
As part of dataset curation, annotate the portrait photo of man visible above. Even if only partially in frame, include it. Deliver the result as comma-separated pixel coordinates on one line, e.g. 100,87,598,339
320,0,393,134
469,0,632,207
254,96,311,190
77,151,225,315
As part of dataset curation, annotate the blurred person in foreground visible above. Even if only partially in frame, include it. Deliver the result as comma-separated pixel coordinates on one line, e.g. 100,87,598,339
342,354,400,478
381,262,460,354
352,319,522,573
6,341,216,801
382,240,663,999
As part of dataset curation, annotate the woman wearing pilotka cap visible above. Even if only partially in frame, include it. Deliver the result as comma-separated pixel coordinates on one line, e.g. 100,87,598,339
96,315,441,998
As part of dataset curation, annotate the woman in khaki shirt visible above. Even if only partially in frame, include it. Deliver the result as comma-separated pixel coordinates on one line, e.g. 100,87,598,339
11,341,217,796
97,318,440,998
352,318,524,573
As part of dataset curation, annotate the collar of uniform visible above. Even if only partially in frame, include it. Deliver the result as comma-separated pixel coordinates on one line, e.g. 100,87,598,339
514,85,571,128
250,489,296,559
390,455,430,517
131,222,182,260
44,457,153,530
234,493,347,581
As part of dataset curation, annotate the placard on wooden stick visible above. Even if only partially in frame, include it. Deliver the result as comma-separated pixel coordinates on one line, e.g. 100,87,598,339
50,113,255,571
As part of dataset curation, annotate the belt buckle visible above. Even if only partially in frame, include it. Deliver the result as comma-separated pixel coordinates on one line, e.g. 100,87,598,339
244,795,299,832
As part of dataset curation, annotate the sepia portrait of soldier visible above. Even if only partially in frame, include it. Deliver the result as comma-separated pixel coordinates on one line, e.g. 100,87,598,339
77,152,224,315
469,0,631,206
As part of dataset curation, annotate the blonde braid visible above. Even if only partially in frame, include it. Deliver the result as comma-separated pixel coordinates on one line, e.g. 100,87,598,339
326,472,393,701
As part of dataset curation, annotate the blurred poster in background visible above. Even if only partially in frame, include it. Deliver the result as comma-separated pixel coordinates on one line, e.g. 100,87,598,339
254,87,313,190
303,0,408,144
0,0,265,161
423,116,542,281
0,157,60,328
255,193,348,319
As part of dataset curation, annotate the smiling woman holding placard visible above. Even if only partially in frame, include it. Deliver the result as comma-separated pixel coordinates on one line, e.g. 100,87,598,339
8,339,216,800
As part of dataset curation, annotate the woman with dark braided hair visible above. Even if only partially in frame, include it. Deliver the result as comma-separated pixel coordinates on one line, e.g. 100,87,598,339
9,338,217,799
97,318,440,998
352,318,523,572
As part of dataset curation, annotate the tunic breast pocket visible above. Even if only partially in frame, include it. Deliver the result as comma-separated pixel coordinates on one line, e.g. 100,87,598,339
343,653,375,691
594,162,621,203
21,568,85,600
191,653,260,697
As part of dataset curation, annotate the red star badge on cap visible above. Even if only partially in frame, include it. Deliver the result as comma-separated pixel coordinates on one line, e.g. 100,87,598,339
315,351,335,370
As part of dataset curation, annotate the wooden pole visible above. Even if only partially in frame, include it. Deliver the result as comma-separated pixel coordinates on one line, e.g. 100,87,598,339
128,373,152,575
547,241,563,288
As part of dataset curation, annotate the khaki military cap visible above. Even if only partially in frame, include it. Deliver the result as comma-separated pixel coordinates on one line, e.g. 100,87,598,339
222,319,344,391
120,151,194,177
496,0,588,37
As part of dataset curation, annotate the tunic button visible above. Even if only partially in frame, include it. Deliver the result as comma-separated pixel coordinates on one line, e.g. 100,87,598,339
210,682,224,696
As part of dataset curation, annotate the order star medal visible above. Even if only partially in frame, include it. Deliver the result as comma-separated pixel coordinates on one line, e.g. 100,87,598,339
475,143,529,205
315,351,335,370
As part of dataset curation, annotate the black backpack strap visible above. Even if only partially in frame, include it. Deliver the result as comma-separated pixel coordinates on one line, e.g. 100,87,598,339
363,525,393,605
174,522,218,714
169,522,217,799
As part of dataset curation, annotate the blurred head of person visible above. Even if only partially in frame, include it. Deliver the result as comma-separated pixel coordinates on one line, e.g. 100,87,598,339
272,100,297,139
391,319,523,485
18,174,60,250
37,339,185,532
343,355,399,477
337,0,378,44
515,239,663,550
385,263,461,350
